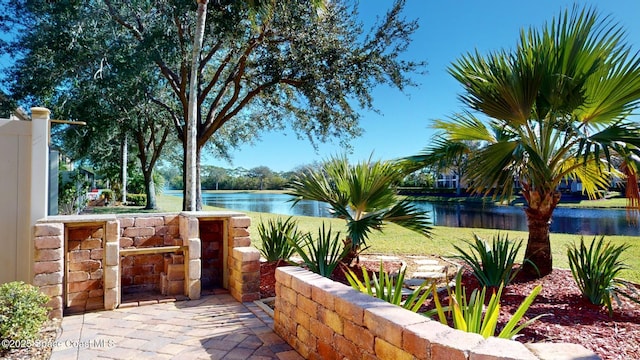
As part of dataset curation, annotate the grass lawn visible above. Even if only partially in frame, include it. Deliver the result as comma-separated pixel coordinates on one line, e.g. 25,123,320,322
101,193,640,283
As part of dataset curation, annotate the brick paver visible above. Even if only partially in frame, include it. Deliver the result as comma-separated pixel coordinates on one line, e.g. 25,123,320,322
50,293,301,360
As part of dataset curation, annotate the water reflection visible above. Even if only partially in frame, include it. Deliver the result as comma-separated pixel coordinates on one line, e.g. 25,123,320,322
201,192,332,218
195,192,640,235
410,202,640,236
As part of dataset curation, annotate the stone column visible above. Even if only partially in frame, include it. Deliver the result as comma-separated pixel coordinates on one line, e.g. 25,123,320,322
103,220,120,309
228,216,260,302
33,222,64,319
180,214,201,300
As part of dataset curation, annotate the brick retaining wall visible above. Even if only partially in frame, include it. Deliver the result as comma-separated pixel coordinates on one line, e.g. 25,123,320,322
274,266,600,360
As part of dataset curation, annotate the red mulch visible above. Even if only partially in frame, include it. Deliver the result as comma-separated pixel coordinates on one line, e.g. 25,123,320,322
260,261,640,360
486,268,640,360
260,260,290,298
260,259,403,298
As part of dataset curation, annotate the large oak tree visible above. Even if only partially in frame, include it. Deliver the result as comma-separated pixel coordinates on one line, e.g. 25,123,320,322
2,0,425,210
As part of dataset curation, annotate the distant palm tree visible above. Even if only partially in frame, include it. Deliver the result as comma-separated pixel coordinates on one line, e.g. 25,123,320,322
287,155,432,263
408,7,640,277
404,113,487,195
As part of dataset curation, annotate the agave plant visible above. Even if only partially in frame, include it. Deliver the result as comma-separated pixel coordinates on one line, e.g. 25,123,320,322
344,262,432,312
288,223,348,278
453,233,530,287
567,236,639,315
257,217,303,262
432,270,544,339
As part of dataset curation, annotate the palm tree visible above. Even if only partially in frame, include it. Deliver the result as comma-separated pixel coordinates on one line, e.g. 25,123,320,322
408,7,640,277
287,155,432,263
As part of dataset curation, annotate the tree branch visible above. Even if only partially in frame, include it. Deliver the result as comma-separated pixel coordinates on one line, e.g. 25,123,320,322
149,96,184,142
199,50,234,105
199,39,223,73
104,0,143,41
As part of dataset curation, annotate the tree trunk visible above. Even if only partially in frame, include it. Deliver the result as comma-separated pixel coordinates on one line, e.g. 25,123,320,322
121,133,128,204
523,208,553,277
521,189,560,278
185,0,208,211
182,142,187,211
143,170,157,210
340,237,359,266
196,146,202,210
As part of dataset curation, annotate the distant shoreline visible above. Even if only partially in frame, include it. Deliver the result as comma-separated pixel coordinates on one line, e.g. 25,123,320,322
164,189,628,209
166,189,288,195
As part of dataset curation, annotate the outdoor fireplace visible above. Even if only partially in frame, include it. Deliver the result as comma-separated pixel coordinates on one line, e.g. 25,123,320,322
64,223,105,314
33,211,260,319
199,219,225,291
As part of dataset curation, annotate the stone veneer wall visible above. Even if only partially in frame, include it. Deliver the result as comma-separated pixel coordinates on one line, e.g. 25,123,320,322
33,223,65,319
199,220,224,288
65,224,105,314
118,215,182,295
33,212,261,319
274,267,600,360
33,217,119,319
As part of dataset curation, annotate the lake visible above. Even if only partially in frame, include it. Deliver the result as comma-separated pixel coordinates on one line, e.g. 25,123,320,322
190,191,640,236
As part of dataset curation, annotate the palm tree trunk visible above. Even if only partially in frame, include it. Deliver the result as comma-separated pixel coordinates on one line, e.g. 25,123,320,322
521,189,560,277
196,146,202,211
182,142,187,210
340,238,359,266
523,207,553,277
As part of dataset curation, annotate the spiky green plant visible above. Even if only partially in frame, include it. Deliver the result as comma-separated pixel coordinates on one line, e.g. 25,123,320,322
289,223,348,278
344,262,432,312
567,236,639,315
453,233,529,287
432,271,544,339
257,217,303,262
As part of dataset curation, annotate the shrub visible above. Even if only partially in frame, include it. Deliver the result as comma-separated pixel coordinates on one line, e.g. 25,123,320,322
567,236,639,315
101,189,113,202
126,193,147,206
0,282,50,349
345,262,433,312
58,170,90,215
289,223,348,277
257,217,303,262
453,233,527,287
432,270,543,339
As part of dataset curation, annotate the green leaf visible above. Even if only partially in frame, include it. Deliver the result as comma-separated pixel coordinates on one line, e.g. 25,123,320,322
498,284,543,338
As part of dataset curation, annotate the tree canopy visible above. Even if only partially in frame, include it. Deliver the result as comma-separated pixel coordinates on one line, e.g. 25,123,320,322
2,0,425,210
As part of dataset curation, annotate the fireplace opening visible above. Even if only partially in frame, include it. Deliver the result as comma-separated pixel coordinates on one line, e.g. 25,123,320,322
65,224,105,315
199,219,224,291
120,250,187,304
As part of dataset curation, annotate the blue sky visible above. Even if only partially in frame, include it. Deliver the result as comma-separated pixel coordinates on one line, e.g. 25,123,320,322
205,0,640,172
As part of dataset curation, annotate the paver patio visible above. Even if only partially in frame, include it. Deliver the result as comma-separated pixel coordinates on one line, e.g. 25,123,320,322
50,293,301,360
